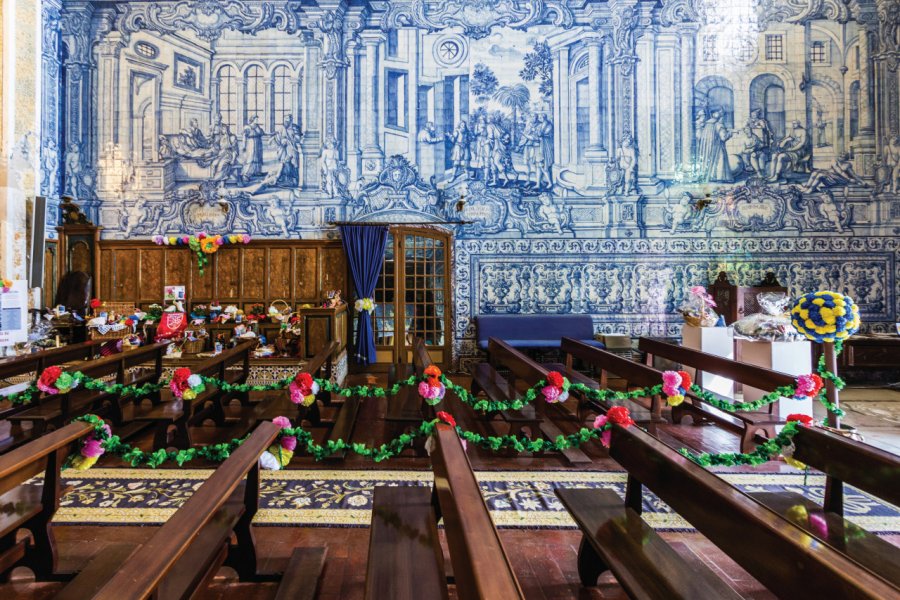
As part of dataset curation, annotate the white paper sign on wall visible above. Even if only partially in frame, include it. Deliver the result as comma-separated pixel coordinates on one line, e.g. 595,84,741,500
0,280,28,346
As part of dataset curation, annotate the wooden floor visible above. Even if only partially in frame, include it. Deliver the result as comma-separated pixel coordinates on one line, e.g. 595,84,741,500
4,371,900,599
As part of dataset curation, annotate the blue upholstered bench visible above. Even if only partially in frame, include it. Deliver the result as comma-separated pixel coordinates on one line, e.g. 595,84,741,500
475,315,604,352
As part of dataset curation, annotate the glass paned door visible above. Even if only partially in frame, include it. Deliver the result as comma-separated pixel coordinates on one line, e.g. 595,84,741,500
371,228,451,367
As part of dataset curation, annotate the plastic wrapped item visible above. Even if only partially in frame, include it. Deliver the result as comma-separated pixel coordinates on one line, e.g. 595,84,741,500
679,286,719,327
734,292,803,341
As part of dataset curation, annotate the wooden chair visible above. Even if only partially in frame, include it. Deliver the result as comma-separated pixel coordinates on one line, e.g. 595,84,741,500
365,424,524,600
57,421,327,600
557,420,899,599
8,342,169,438
749,425,900,588
638,337,790,451
0,421,93,579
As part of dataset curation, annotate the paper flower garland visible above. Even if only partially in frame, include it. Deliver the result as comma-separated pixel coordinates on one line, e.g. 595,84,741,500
260,416,296,470
37,366,80,395
354,297,375,312
794,373,824,400
781,413,814,470
541,371,570,403
662,370,692,406
152,232,251,275
1,278,12,293
592,406,635,448
289,372,319,406
418,365,446,404
72,420,110,471
170,367,205,400
790,291,860,343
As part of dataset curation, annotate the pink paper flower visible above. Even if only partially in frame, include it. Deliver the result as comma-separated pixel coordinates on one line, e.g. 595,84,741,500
272,416,291,429
593,414,612,448
81,438,105,458
542,385,562,403
280,436,297,452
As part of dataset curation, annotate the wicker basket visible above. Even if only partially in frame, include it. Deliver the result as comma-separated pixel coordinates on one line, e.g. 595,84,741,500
182,339,206,354
89,324,134,341
268,299,292,323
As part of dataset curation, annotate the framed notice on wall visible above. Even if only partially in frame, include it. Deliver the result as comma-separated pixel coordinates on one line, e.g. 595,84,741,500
0,280,28,346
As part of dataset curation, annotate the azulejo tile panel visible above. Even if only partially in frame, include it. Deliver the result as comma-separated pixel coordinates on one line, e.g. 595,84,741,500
38,0,900,354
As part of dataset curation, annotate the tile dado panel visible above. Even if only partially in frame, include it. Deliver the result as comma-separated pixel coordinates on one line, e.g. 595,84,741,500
35,0,900,358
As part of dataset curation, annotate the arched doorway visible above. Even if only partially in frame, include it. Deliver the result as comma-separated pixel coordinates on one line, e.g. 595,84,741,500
370,226,452,367
749,74,786,140
695,76,735,129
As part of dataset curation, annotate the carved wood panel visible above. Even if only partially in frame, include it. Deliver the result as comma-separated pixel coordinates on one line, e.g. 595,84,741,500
96,240,348,312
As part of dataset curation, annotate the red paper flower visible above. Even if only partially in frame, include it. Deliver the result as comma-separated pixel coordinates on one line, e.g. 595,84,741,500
293,372,313,391
786,413,814,426
424,365,442,378
90,298,103,310
38,366,63,390
677,370,692,390
436,411,456,428
171,367,191,391
606,406,635,427
546,371,564,388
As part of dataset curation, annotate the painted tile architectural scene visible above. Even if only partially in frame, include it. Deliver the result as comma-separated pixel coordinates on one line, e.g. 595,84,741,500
27,0,900,363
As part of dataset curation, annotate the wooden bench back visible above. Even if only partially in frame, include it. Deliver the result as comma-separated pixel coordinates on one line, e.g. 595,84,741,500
0,421,92,498
608,424,898,599
561,337,662,388
431,424,524,600
90,421,281,599
488,337,549,383
193,340,254,378
306,340,339,377
413,338,431,376
638,337,795,389
0,341,103,381
70,342,168,380
792,425,900,510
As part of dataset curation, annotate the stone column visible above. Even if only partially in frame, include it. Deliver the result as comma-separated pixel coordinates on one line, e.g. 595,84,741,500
679,26,697,173
345,40,360,179
361,32,384,174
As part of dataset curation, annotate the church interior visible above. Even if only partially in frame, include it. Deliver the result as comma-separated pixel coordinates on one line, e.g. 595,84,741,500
1,0,899,597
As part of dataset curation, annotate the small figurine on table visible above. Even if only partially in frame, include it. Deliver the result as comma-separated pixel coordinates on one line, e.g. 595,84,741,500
322,290,343,308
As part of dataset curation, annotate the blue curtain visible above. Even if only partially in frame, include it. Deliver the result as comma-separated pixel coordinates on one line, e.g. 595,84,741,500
340,225,389,365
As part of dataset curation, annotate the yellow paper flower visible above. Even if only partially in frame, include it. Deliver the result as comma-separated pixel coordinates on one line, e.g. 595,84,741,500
666,394,685,407
71,455,99,470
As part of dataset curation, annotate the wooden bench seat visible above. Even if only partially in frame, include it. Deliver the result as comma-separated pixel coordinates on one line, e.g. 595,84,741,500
639,337,792,450
365,485,446,600
558,415,900,599
0,421,93,579
470,360,542,436
59,420,326,599
556,487,741,599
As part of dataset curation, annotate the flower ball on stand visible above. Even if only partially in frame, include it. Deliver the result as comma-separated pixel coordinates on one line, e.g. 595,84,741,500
790,291,860,344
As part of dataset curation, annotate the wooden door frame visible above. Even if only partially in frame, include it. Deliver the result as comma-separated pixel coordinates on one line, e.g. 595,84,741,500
362,225,453,371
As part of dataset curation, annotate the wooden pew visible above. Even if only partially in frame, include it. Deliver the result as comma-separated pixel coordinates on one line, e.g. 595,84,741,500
559,337,664,424
383,339,438,457
365,423,524,600
556,420,900,599
486,338,592,464
0,341,103,450
130,341,254,450
639,336,790,450
470,338,542,435
749,424,900,588
0,421,93,579
57,421,327,600
8,343,168,438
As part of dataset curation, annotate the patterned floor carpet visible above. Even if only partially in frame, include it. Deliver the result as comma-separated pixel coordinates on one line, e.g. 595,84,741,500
48,468,900,532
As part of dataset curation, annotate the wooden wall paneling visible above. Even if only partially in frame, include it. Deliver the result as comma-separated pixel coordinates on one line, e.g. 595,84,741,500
304,314,331,358
295,247,318,303
190,249,214,300
111,249,139,302
164,248,192,303
99,249,113,301
241,247,267,300
214,247,241,301
268,247,292,301
140,248,165,302
319,246,346,299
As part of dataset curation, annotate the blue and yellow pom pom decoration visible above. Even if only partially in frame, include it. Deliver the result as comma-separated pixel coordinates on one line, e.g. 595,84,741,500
790,291,860,343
